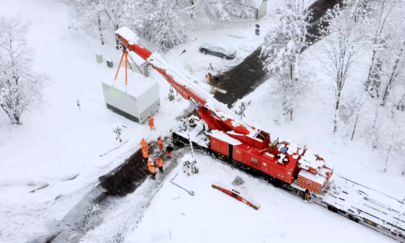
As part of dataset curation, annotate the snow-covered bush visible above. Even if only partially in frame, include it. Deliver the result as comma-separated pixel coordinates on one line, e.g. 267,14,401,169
0,17,46,125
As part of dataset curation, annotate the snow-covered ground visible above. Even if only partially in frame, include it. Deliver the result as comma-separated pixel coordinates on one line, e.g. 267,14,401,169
0,0,268,241
124,154,391,243
0,0,402,242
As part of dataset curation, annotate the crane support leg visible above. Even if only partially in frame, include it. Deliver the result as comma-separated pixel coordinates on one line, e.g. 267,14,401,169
125,52,128,84
115,51,126,80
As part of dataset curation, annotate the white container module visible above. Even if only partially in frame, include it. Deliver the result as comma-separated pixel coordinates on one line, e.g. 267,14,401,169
101,71,160,124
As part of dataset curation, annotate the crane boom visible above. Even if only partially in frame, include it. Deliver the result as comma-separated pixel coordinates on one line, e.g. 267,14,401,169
115,27,258,138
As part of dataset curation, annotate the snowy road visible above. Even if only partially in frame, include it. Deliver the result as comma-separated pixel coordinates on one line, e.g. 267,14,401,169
212,0,343,107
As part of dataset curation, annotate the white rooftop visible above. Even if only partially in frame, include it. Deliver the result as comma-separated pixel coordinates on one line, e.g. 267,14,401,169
102,69,156,98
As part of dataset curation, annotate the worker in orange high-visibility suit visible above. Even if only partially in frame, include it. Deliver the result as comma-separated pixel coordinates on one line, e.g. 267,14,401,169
148,116,156,130
140,138,148,150
147,158,153,167
148,164,157,179
142,149,149,163
157,136,164,151
148,159,157,179
156,158,164,173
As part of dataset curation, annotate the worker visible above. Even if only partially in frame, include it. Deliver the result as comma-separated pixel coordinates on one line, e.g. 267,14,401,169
142,149,149,163
148,163,157,180
157,136,164,151
206,72,212,81
166,143,173,159
147,158,153,168
148,116,156,130
156,158,164,173
140,138,148,150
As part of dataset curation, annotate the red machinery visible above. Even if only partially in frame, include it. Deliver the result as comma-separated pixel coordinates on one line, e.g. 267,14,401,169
114,27,334,197
114,27,405,242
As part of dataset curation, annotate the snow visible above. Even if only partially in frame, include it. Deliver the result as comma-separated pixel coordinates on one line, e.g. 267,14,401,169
0,0,403,242
102,70,156,98
204,40,237,55
210,130,242,145
299,151,325,170
0,0,189,239
323,176,405,235
124,153,390,243
175,117,210,149
299,169,326,185
115,27,139,45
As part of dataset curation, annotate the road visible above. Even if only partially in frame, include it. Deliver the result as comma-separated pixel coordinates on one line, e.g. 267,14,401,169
212,0,342,108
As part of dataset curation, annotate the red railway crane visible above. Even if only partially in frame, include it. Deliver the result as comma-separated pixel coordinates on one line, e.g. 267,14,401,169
114,27,334,197
113,27,405,242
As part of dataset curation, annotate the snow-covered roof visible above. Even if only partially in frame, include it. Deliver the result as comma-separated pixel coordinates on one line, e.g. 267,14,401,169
102,70,156,98
210,130,242,146
116,27,139,45
299,170,327,185
299,150,325,170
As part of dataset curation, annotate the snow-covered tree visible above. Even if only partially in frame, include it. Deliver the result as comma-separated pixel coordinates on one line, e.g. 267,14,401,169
196,0,255,21
137,0,191,52
261,0,313,121
317,0,371,133
338,89,367,140
364,0,398,98
0,17,46,125
66,0,130,45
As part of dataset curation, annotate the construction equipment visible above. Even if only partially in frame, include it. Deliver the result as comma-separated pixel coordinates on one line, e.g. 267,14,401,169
114,27,405,242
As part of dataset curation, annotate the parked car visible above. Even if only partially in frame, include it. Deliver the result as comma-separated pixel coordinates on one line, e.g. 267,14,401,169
199,42,236,60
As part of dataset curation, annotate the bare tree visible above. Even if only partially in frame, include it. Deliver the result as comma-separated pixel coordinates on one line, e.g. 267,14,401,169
380,39,405,106
0,16,46,125
364,0,398,98
318,0,371,133
261,0,313,121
